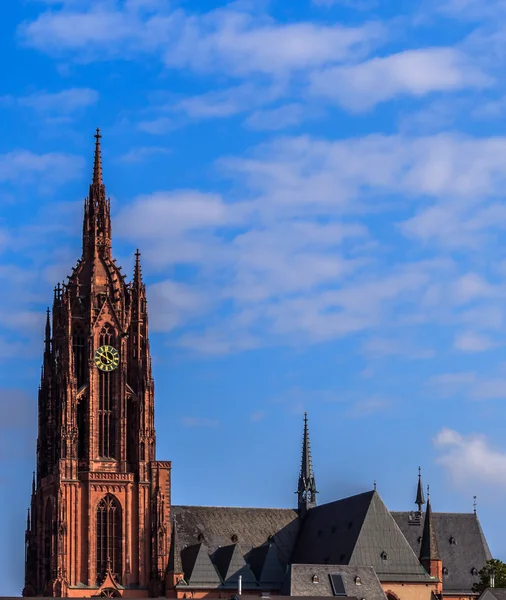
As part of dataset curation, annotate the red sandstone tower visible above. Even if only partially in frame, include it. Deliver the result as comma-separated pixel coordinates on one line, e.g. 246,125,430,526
23,130,171,598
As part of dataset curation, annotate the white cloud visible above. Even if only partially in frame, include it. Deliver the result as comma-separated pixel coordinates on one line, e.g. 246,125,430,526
18,87,98,113
245,104,304,131
348,395,392,417
310,48,492,111
181,416,220,428
20,4,385,76
0,150,83,184
435,428,506,488
453,331,498,352
118,146,171,163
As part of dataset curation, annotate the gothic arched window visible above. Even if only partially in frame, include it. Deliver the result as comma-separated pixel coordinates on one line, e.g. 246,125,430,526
44,500,53,584
96,495,122,584
98,324,117,459
72,325,87,388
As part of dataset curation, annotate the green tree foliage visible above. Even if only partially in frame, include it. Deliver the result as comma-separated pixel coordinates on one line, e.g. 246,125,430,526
473,559,506,593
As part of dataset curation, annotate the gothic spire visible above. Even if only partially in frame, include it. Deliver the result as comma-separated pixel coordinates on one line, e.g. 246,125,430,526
93,128,103,186
297,412,317,515
419,486,440,561
415,466,425,512
168,518,183,575
83,128,111,258
133,249,143,288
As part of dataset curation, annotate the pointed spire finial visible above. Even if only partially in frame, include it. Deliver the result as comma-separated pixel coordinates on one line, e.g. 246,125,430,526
415,466,426,512
93,127,103,186
297,412,317,515
419,486,440,561
374,480,377,491
473,495,477,515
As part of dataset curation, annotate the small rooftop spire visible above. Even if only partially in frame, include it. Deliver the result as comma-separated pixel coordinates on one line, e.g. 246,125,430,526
32,471,35,495
297,412,317,515
415,466,426,512
419,486,440,561
134,249,142,286
374,480,377,491
473,495,477,515
168,517,183,575
93,127,103,186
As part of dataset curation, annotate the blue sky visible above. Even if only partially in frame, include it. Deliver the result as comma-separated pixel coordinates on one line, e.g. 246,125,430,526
3,0,506,593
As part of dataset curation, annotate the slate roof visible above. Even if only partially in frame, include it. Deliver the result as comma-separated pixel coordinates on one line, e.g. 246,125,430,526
480,589,506,600
172,505,300,590
286,564,387,600
292,491,432,583
180,543,221,586
213,544,257,587
392,511,492,593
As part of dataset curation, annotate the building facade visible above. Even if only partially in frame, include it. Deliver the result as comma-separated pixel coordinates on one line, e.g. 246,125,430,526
23,132,492,600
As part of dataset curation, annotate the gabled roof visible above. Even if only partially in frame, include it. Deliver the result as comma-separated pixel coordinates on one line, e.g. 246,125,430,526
287,564,387,600
172,505,300,566
180,543,222,586
247,542,286,587
392,512,492,593
293,491,432,583
212,544,257,588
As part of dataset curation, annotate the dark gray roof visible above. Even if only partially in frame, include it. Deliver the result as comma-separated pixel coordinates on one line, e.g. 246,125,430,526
172,505,300,590
172,505,300,565
180,543,222,586
480,589,506,600
247,542,286,587
213,544,257,588
287,564,387,600
392,512,492,593
293,491,432,583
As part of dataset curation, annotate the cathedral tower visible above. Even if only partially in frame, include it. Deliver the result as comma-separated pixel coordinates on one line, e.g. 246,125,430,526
23,130,171,598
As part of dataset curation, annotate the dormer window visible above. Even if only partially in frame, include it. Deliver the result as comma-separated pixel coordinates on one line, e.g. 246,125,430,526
443,567,449,576
471,568,478,576
381,552,388,560
312,575,319,584
449,536,456,545
417,536,422,543
231,534,238,543
355,577,362,585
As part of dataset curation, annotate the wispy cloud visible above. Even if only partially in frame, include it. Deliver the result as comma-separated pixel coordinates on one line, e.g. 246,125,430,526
17,87,99,114
181,416,220,428
435,428,506,488
310,48,492,111
0,150,83,185
118,146,171,163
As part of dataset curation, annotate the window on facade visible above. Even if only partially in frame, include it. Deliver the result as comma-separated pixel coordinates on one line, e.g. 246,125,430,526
98,324,117,459
96,495,122,584
72,326,87,388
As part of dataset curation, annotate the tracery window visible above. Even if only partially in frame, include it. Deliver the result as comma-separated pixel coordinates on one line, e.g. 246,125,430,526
96,495,122,584
98,324,117,458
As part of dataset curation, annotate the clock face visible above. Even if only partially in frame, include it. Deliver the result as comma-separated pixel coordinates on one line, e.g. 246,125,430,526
94,345,120,372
